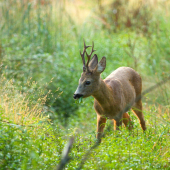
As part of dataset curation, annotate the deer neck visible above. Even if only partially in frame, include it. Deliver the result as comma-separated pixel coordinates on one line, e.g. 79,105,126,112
92,78,114,109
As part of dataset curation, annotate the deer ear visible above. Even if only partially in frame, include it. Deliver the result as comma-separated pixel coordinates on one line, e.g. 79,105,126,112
89,54,98,70
96,56,106,73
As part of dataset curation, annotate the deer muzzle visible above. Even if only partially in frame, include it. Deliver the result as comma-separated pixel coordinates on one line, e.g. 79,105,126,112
73,94,83,99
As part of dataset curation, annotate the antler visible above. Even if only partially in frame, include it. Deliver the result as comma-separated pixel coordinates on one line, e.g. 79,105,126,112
79,40,96,72
80,40,91,72
85,41,96,71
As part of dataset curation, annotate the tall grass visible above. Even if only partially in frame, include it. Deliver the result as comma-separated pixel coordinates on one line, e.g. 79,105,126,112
0,75,48,125
0,75,61,169
0,74,169,169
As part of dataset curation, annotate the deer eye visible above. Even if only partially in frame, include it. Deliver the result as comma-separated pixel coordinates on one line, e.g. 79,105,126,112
85,81,91,85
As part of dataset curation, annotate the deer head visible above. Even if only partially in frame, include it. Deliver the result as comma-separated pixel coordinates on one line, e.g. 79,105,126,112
73,41,106,99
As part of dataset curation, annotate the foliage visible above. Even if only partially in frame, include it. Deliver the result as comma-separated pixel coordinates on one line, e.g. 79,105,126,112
0,76,61,169
0,80,169,169
0,120,61,169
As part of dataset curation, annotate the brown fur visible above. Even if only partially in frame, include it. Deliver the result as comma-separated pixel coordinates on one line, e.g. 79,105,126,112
74,54,146,142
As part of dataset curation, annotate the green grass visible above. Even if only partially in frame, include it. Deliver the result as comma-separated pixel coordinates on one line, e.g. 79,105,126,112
0,82,169,169
0,0,170,169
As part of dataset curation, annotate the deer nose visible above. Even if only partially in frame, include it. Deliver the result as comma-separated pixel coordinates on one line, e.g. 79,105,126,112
73,94,83,99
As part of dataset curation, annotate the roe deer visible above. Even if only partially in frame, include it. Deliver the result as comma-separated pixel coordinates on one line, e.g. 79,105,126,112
73,41,146,142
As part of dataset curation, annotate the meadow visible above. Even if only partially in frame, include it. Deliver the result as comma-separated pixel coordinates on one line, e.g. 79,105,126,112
0,0,170,169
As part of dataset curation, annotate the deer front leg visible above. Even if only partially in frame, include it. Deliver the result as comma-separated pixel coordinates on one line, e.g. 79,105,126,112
96,115,107,143
113,118,123,130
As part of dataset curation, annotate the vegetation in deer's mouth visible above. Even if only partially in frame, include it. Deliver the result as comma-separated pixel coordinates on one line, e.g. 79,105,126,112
75,96,83,103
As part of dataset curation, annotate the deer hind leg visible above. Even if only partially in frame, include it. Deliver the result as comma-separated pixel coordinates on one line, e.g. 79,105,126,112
132,100,146,131
123,112,133,130
96,115,107,143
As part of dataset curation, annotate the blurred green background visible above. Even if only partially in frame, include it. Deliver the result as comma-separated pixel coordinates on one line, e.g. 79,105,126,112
0,0,170,124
